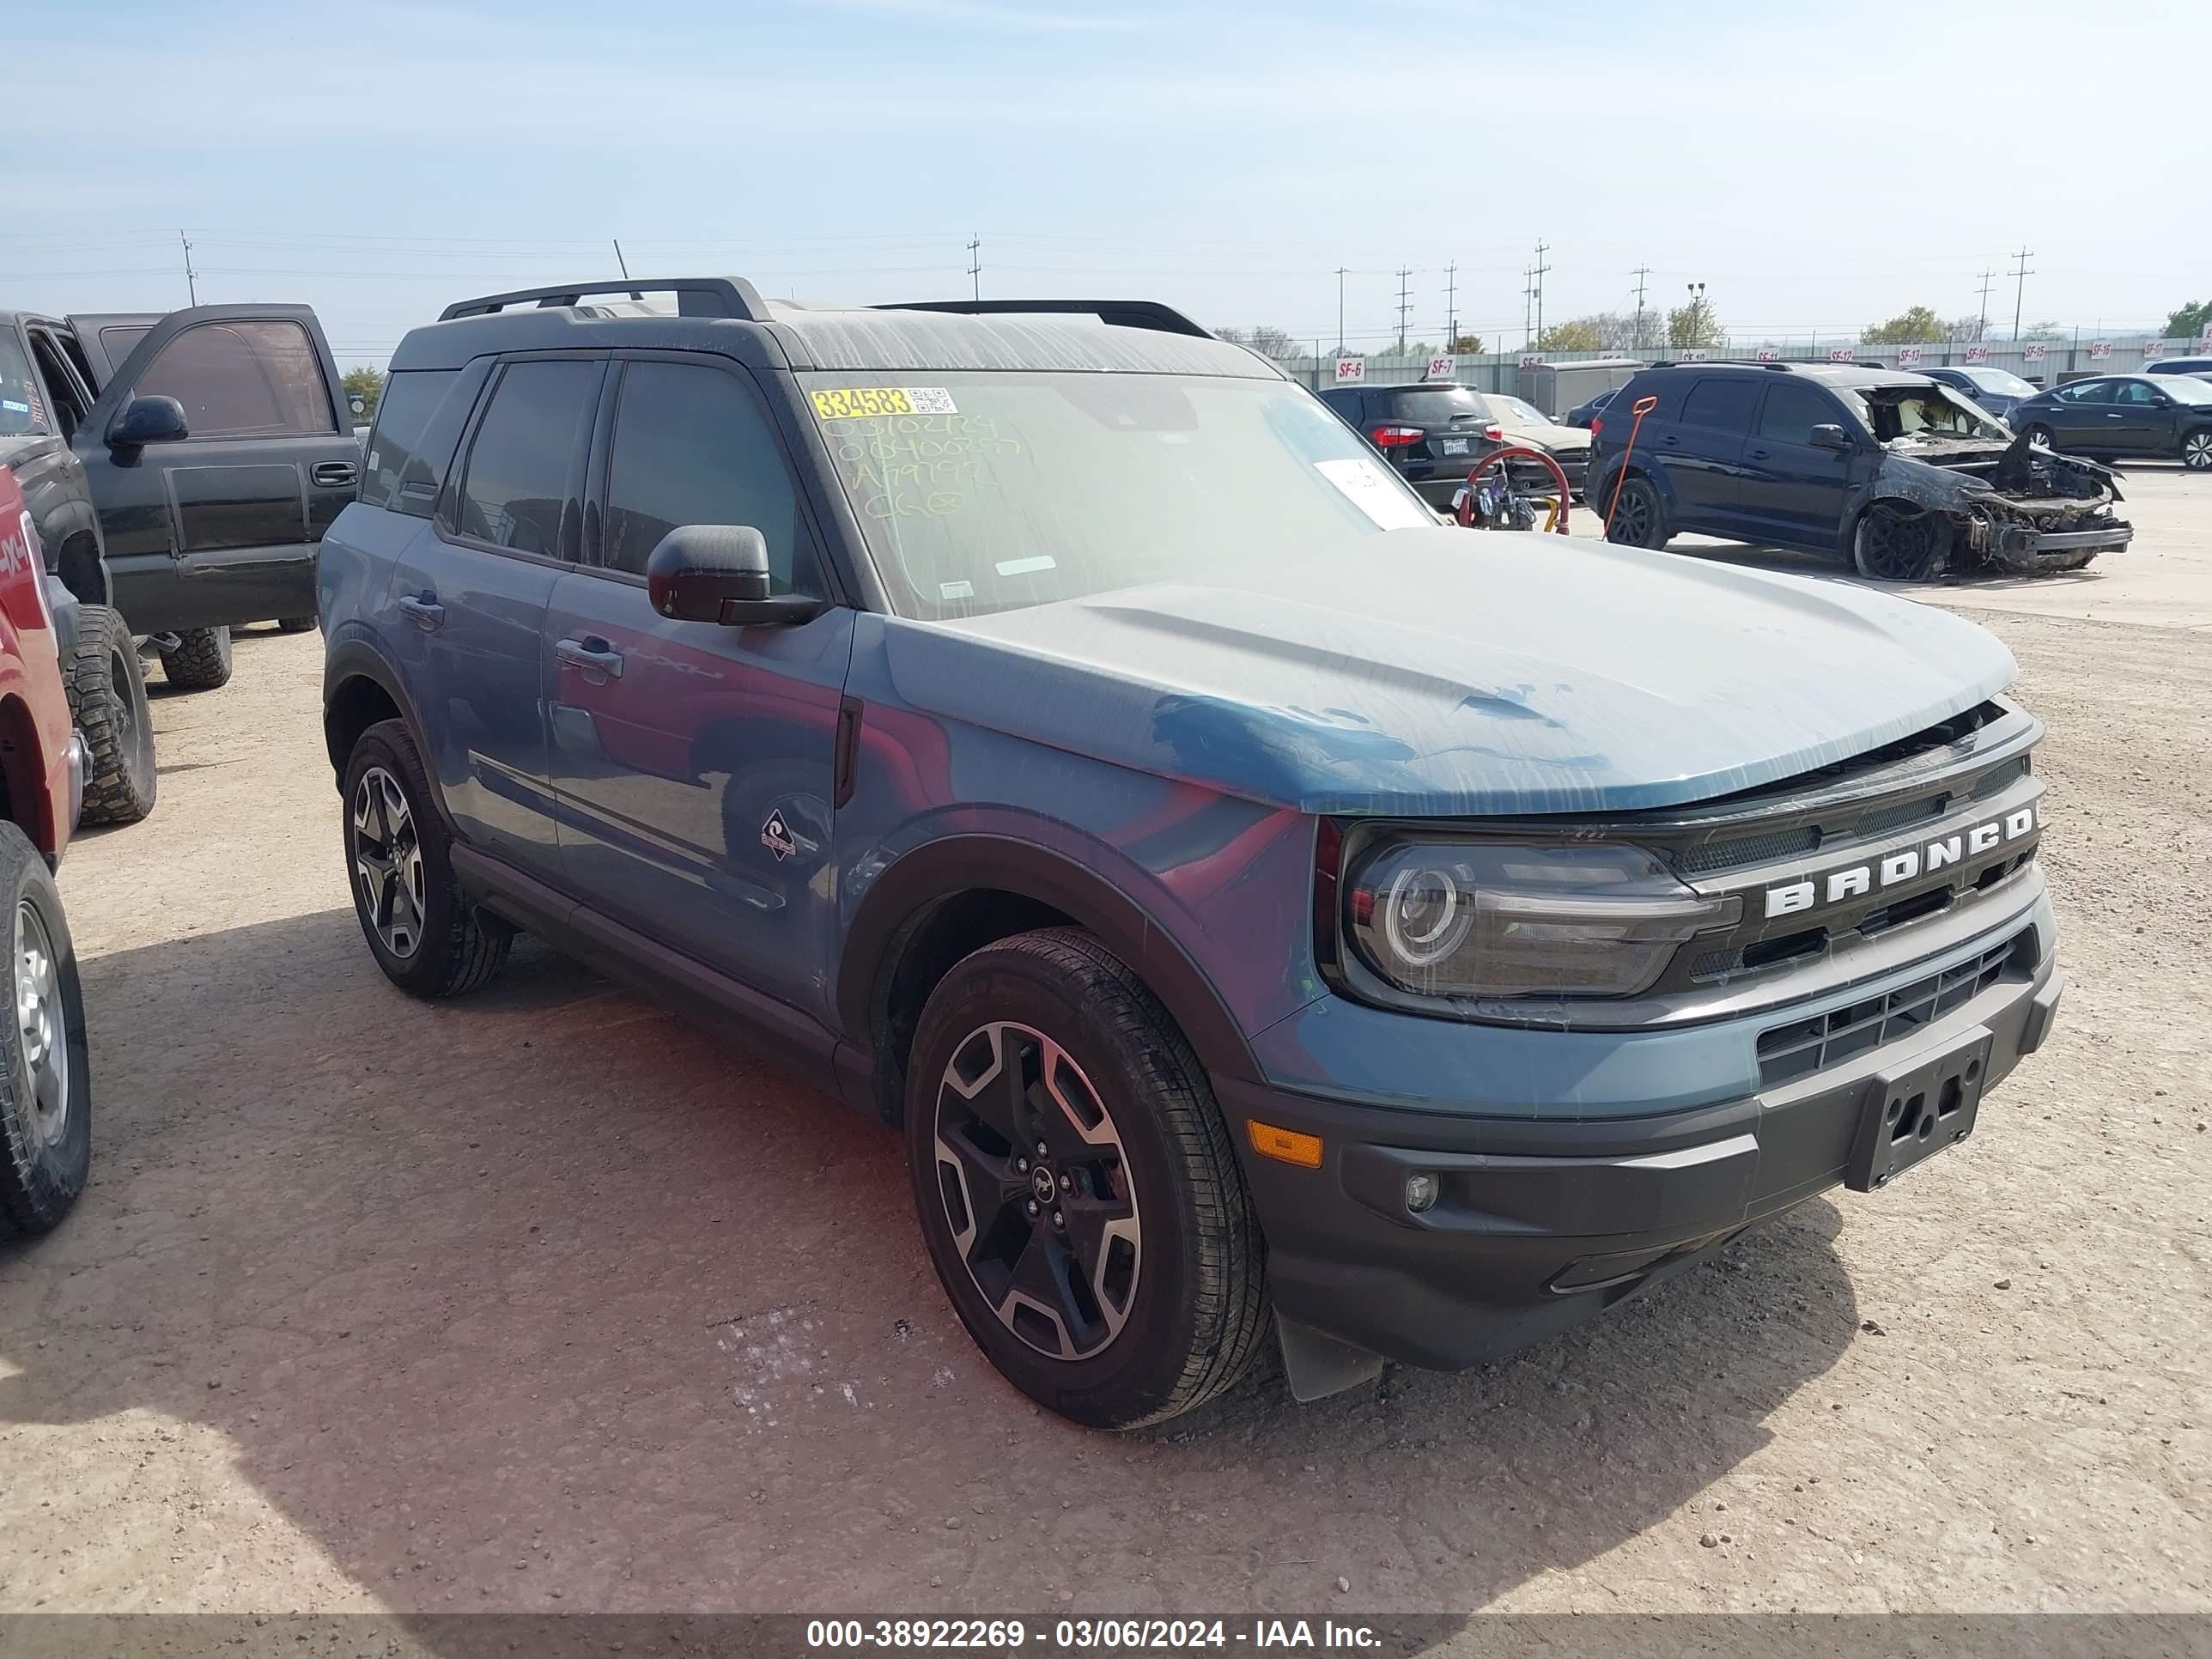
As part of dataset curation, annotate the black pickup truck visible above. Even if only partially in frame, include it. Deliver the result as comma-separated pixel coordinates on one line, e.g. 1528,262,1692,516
0,304,358,823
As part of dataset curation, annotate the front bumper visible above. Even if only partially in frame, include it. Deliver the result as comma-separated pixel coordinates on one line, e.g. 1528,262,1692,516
1223,926,2062,1375
1997,521,2132,557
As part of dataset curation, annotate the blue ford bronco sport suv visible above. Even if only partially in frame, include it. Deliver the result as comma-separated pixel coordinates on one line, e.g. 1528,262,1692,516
320,279,2064,1428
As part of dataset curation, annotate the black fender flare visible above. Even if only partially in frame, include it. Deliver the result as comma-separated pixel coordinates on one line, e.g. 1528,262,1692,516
321,632,434,782
837,835,1264,1092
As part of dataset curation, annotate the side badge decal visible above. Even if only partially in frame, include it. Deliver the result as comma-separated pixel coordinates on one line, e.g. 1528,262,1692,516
761,809,798,863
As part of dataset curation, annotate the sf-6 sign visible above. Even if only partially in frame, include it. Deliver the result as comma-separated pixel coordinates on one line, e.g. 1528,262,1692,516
1334,355,1366,385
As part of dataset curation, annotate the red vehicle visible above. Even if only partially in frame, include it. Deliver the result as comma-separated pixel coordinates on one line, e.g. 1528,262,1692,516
0,463,90,1237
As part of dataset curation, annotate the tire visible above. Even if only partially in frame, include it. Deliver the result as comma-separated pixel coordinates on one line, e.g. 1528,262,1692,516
905,928,1267,1430
1851,503,1952,582
2183,428,2212,471
1602,473,1668,549
158,625,234,691
0,823,91,1238
276,617,318,634
340,718,512,999
65,604,156,827
2023,424,2057,451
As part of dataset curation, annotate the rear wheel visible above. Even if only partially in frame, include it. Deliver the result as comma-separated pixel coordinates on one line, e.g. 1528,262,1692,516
340,719,512,998
1852,503,1952,582
1602,474,1668,549
905,928,1267,1429
159,625,233,691
2183,428,2212,471
66,604,156,827
0,823,91,1238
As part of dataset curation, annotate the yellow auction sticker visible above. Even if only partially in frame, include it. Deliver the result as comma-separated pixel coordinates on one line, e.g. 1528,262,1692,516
811,386,958,420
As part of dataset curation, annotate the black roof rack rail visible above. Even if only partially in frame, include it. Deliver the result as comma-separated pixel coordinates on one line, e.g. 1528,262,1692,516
1649,357,1797,370
873,299,1212,339
438,276,769,323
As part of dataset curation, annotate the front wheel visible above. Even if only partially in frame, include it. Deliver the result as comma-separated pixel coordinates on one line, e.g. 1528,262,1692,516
65,603,156,827
0,823,91,1238
2023,424,2057,451
159,626,233,691
1602,474,1668,549
1852,503,1952,582
340,719,512,998
906,929,1267,1429
2183,428,2212,471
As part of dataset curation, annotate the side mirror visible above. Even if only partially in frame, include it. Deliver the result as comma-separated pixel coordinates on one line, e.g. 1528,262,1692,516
1808,423,1853,452
645,525,820,627
106,395,189,450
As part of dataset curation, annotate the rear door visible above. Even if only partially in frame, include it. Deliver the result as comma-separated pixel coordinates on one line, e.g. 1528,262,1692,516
1656,376,1757,534
2041,379,2115,450
387,354,605,878
546,351,853,1016
69,306,359,632
1735,379,1859,550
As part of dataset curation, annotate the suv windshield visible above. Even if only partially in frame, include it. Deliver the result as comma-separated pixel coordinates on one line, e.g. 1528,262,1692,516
1840,384,2009,444
1959,367,2035,398
805,372,1435,621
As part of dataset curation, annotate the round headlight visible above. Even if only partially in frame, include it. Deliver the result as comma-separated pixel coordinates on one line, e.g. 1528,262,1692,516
1382,864,1474,967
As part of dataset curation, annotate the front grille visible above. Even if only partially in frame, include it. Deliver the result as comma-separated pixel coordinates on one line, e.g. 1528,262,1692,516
1680,823,1819,875
1754,933,2027,1089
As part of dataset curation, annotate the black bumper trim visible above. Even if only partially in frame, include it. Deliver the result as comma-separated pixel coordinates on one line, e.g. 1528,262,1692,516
1223,948,2056,1373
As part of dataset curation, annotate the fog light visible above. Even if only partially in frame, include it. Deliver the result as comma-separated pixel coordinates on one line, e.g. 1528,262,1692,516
1405,1172,1440,1214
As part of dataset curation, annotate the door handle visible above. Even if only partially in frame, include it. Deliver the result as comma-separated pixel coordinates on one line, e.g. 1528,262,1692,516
2105,411,2124,419
395,592,444,631
313,460,359,488
1661,434,1680,445
1748,447,1771,459
555,636,624,681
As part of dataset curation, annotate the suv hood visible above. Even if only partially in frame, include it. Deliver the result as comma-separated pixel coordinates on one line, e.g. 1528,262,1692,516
880,528,2016,817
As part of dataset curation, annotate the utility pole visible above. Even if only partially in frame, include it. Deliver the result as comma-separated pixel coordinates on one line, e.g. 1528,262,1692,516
179,230,198,306
1335,267,1348,352
2008,246,2034,341
1443,262,1458,350
967,233,982,303
612,239,632,281
1530,240,1552,345
1522,267,1534,349
1394,266,1413,352
1632,264,1651,351
1974,267,1996,341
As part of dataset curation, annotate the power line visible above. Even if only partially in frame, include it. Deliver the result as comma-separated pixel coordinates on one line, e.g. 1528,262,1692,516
2009,247,2034,341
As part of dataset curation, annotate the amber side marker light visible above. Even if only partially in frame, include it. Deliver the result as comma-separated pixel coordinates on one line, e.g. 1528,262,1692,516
1247,1121,1324,1169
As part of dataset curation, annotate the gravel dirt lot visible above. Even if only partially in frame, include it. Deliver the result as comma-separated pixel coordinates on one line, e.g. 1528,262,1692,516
2,466,2206,1622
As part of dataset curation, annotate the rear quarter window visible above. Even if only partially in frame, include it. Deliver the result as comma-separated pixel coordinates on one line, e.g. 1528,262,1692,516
360,368,467,515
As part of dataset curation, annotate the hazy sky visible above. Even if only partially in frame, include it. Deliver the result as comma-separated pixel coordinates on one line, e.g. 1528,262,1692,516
9,0,2208,367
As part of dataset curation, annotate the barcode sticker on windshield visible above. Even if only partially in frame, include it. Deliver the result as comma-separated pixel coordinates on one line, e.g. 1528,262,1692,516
1316,458,1433,531
811,386,958,420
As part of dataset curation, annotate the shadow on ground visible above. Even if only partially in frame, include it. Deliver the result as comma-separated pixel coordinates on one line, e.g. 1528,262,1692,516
1,907,1860,1620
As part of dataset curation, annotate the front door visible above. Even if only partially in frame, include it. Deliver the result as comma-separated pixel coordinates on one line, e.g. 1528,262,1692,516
70,307,359,632
386,356,605,878
1736,379,1859,550
2106,380,2170,456
548,355,852,1017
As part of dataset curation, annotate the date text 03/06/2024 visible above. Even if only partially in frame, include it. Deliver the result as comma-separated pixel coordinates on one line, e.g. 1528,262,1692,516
804,1617,1395,1650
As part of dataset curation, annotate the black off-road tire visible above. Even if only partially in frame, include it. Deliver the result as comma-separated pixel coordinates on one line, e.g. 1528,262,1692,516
340,718,512,999
1602,473,1668,549
0,823,92,1238
905,928,1267,1430
158,625,234,691
65,604,156,827
276,617,318,634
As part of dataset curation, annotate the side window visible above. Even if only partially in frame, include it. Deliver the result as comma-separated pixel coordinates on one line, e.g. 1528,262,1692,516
1680,377,1759,431
25,331,90,441
99,325,152,368
359,368,460,513
600,361,818,592
453,359,601,556
129,320,338,439
1755,381,1838,444
0,330,48,437
2113,380,2157,405
2057,380,2110,404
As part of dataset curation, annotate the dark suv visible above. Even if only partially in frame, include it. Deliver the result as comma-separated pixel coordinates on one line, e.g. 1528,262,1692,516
322,280,2063,1428
1586,362,2133,580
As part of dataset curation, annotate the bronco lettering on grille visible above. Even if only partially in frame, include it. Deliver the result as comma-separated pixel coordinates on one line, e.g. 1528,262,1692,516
1764,805,2036,920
